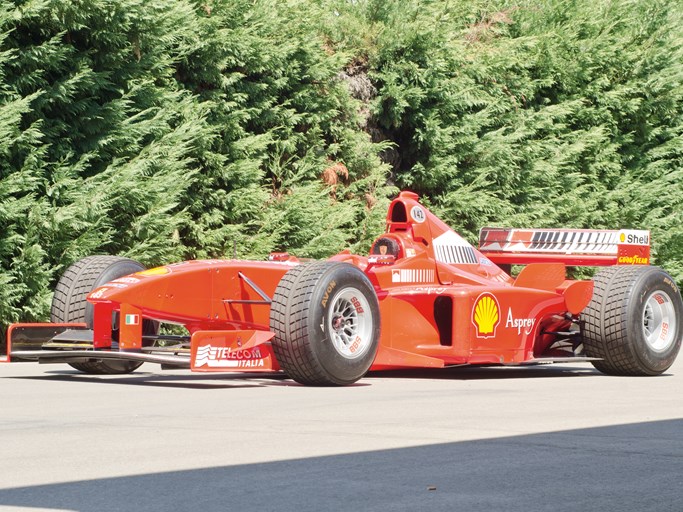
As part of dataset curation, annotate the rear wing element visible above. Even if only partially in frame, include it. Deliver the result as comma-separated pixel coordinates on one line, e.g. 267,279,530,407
479,228,650,266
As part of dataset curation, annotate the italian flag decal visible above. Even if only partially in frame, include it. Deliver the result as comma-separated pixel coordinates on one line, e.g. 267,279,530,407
125,314,140,326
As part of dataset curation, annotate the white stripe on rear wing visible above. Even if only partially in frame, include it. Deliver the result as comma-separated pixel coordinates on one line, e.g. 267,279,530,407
479,227,650,266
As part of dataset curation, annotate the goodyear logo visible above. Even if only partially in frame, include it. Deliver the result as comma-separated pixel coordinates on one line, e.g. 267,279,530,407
472,293,500,338
617,255,649,265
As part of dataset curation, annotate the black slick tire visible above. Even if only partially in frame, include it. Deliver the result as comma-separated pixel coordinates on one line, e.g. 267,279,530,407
581,265,683,376
51,256,153,374
269,262,380,386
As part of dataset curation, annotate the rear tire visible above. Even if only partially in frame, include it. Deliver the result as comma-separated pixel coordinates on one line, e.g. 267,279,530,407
581,265,683,375
51,256,153,374
269,262,380,386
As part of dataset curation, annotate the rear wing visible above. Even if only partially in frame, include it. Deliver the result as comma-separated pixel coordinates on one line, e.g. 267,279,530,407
479,228,650,266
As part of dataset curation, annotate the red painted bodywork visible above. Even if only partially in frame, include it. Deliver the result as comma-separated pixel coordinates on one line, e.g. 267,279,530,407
3,191,651,372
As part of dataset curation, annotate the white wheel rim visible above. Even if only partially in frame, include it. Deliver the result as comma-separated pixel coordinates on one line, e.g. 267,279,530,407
327,287,373,359
642,290,677,352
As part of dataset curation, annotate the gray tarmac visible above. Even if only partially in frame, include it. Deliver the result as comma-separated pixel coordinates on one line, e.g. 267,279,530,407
0,356,682,511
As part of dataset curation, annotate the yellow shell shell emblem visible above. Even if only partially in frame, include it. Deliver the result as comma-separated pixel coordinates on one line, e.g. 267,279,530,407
136,266,170,276
472,293,500,338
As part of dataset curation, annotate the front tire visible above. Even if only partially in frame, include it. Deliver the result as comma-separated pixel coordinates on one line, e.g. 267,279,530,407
581,265,683,375
51,256,154,374
269,262,380,386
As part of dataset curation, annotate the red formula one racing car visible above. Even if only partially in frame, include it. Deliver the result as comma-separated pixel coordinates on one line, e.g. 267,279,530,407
2,191,682,385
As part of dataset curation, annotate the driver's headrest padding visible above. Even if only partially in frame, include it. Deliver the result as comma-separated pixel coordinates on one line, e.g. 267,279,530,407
371,237,401,258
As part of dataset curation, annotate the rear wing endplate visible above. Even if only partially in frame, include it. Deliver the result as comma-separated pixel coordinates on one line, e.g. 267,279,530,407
479,228,650,266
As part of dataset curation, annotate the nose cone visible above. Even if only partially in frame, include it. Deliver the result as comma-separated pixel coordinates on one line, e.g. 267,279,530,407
87,261,218,323
85,259,291,327
87,265,172,303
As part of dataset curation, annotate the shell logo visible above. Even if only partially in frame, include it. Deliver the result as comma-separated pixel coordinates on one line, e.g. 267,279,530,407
619,232,625,243
136,266,170,276
472,292,500,338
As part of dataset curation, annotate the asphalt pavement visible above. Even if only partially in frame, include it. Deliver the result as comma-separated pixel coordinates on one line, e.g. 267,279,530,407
1,356,682,511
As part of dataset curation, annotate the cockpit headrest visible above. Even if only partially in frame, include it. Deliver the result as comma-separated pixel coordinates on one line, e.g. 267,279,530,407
371,237,402,259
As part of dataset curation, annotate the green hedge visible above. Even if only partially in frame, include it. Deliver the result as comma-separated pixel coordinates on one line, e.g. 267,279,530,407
1,0,682,330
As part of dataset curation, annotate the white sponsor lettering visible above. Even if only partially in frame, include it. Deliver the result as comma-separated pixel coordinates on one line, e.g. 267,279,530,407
111,277,141,284
195,345,265,368
505,308,536,335
618,230,650,246
414,287,447,295
479,257,493,267
90,288,108,299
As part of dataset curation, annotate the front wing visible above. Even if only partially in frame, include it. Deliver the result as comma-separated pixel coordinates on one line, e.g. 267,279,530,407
2,324,278,372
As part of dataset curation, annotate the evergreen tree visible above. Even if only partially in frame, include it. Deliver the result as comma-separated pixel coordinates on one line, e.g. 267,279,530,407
0,0,390,330
0,0,219,326
323,0,683,278
174,0,391,259
1,0,682,333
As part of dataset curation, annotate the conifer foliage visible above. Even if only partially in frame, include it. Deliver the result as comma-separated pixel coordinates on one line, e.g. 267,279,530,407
326,0,683,274
0,0,389,329
1,0,682,331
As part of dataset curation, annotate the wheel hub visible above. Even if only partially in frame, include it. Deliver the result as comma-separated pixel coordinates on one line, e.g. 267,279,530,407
332,316,345,331
327,287,373,359
642,290,677,352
